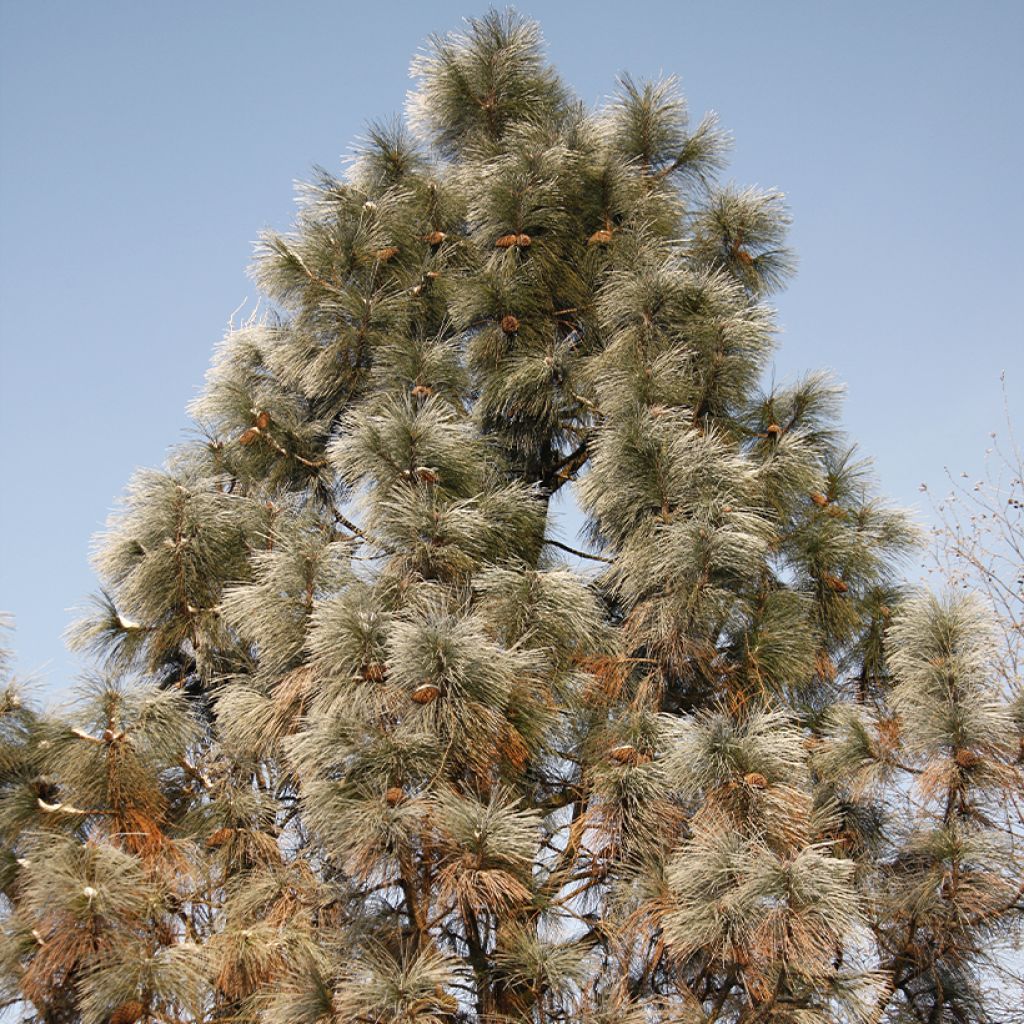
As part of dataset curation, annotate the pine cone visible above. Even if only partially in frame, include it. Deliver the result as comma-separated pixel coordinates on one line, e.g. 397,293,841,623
110,1001,145,1024
423,230,446,245
206,827,234,849
743,772,768,789
810,492,829,507
588,228,613,246
411,683,441,705
362,662,387,683
609,744,641,765
255,410,271,429
496,233,531,249
823,573,849,594
238,427,261,446
765,423,783,438
374,246,400,262
955,748,980,769
735,248,754,266
385,786,405,807
411,384,434,398
500,314,520,334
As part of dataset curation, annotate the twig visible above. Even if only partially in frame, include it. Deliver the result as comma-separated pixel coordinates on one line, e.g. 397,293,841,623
543,538,613,564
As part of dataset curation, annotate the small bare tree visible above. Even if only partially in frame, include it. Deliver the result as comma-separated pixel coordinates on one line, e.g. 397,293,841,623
924,374,1022,694
920,375,1024,1019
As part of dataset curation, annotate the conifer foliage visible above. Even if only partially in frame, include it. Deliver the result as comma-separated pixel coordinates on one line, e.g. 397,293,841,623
2,12,1021,1023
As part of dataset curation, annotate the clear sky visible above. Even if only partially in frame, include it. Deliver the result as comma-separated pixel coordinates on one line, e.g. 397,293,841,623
1,0,1021,697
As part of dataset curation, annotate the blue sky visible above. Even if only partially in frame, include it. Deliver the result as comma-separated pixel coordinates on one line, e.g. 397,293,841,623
1,0,1021,696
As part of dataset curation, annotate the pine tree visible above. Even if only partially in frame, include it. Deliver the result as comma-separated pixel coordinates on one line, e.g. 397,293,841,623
2,12,1021,1024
